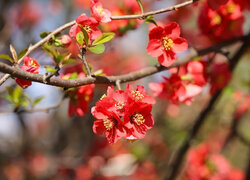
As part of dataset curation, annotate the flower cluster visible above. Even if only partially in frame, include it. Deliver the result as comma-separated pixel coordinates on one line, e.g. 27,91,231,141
149,60,207,105
61,72,95,117
184,143,245,180
69,0,111,42
91,84,155,143
199,0,244,42
147,22,188,67
15,56,40,89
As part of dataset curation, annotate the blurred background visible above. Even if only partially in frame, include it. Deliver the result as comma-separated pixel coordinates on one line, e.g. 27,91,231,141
0,0,249,179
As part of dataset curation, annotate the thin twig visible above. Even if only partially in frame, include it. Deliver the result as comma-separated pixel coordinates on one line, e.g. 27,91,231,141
0,0,199,86
0,35,245,88
80,48,91,76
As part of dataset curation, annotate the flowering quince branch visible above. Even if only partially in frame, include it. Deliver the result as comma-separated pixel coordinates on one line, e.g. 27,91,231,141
0,35,245,88
165,32,250,180
0,0,199,86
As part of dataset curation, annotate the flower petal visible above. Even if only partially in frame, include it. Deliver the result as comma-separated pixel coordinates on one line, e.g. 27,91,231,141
172,37,188,53
158,51,176,67
164,22,180,39
149,26,164,40
146,39,163,57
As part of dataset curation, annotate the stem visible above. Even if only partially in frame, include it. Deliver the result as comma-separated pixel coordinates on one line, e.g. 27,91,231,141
81,48,91,76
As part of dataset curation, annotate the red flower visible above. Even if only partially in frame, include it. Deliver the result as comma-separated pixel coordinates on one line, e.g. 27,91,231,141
126,84,156,105
147,22,188,67
149,74,186,104
91,84,155,143
185,143,245,180
69,13,101,41
15,56,40,89
61,73,95,117
207,0,229,10
198,1,244,42
92,99,129,144
210,61,231,94
90,0,111,23
60,35,72,47
124,102,154,139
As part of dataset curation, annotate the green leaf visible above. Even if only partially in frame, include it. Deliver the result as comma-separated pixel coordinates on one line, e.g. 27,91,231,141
78,24,89,45
145,16,158,26
136,0,144,13
0,54,13,63
69,72,78,79
93,69,105,76
18,48,28,59
62,58,75,65
33,96,45,107
92,33,115,45
88,44,105,54
40,32,49,38
76,32,84,45
45,66,57,73
13,86,22,104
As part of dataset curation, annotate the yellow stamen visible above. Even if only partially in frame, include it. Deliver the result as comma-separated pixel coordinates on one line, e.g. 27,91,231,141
132,113,145,125
132,91,144,101
162,37,174,50
103,119,113,130
100,94,107,100
84,25,91,34
115,102,125,110
212,14,222,25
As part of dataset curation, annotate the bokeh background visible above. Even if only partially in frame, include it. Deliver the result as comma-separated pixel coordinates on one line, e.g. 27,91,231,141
0,0,249,179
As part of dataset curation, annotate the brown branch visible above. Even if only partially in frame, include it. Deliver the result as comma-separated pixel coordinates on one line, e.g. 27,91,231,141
0,0,199,86
0,36,245,88
164,32,250,180
111,0,199,20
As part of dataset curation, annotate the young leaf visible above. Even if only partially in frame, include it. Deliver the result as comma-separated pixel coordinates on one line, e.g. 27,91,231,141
136,0,144,13
10,45,18,63
92,33,115,45
45,66,57,73
78,24,89,46
0,54,13,63
62,59,75,65
40,32,49,38
76,32,84,45
18,48,28,59
88,44,105,54
33,96,45,107
145,16,158,26
69,72,78,79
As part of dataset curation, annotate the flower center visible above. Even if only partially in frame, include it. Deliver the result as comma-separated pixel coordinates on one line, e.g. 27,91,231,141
132,91,144,101
132,113,145,125
162,37,174,50
103,119,113,130
84,25,92,34
212,14,222,25
227,3,236,14
115,102,125,110
100,94,107,100
97,6,103,14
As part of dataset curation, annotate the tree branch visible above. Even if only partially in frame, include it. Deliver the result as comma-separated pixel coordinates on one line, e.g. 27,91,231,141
0,35,245,88
164,32,250,180
0,0,199,86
